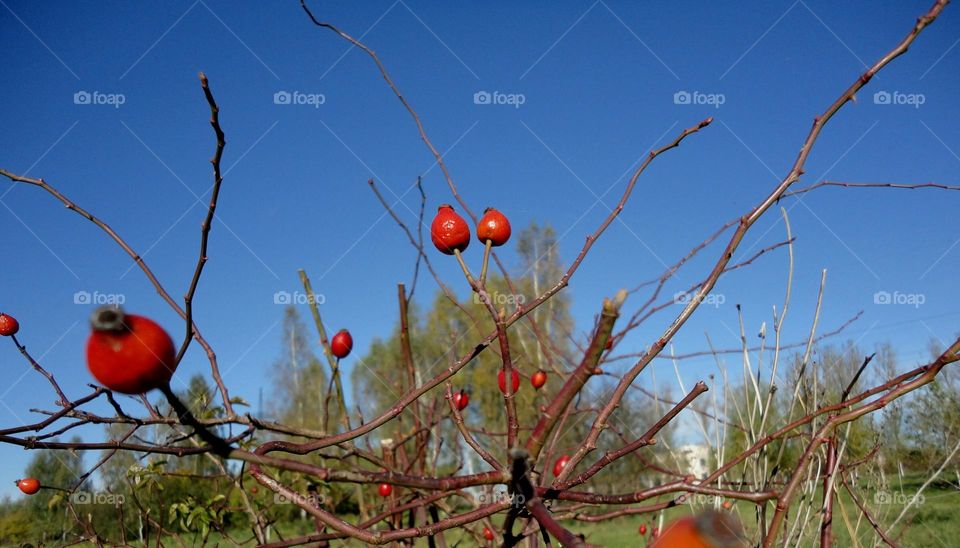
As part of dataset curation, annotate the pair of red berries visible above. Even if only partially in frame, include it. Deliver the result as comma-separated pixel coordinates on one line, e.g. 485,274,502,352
0,313,19,337
494,369,548,395
15,478,40,495
457,369,547,407
430,205,511,254
495,369,549,393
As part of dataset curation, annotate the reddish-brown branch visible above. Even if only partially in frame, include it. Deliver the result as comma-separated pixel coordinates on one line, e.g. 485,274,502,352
526,291,625,461
783,179,960,198
840,472,897,547
820,437,838,548
542,480,776,505
445,383,501,470
9,334,69,405
174,72,233,414
259,490,464,547
553,381,708,490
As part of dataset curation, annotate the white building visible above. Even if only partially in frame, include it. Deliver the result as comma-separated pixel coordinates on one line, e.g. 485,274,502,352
676,444,712,479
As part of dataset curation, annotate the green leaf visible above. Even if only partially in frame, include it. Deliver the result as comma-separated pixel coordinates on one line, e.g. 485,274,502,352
47,492,63,510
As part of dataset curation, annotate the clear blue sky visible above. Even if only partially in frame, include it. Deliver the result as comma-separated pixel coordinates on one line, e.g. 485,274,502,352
1,1,957,498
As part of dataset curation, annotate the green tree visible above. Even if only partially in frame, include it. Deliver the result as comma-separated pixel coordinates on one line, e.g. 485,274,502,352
901,338,960,471
271,306,333,432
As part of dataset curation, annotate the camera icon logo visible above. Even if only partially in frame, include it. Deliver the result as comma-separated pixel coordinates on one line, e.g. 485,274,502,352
673,90,691,105
74,91,92,105
473,91,492,105
71,491,92,504
274,291,292,305
673,291,692,304
74,291,92,304
873,91,892,105
873,291,891,305
274,91,292,105
874,490,891,504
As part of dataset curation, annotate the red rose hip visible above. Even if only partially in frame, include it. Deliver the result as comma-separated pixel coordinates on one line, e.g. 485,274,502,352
531,370,547,390
16,478,40,495
378,483,393,497
86,307,177,394
430,204,470,255
331,329,353,359
553,455,571,477
497,368,520,394
483,526,495,541
452,389,469,411
0,313,19,337
476,207,511,246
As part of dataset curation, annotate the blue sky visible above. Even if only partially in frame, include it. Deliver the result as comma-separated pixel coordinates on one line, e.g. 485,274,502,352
0,1,957,498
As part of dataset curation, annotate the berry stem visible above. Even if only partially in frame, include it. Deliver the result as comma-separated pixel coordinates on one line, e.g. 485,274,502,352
452,249,476,286
479,239,493,287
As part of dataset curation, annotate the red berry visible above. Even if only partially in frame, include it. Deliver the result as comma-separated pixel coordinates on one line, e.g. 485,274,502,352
639,523,647,535
497,369,520,394
531,370,547,390
86,307,176,394
476,207,511,246
553,455,571,477
722,500,732,509
651,527,659,538
430,204,470,255
378,483,393,497
482,526,495,541
0,313,19,337
331,329,353,359
15,478,40,495
453,390,469,411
